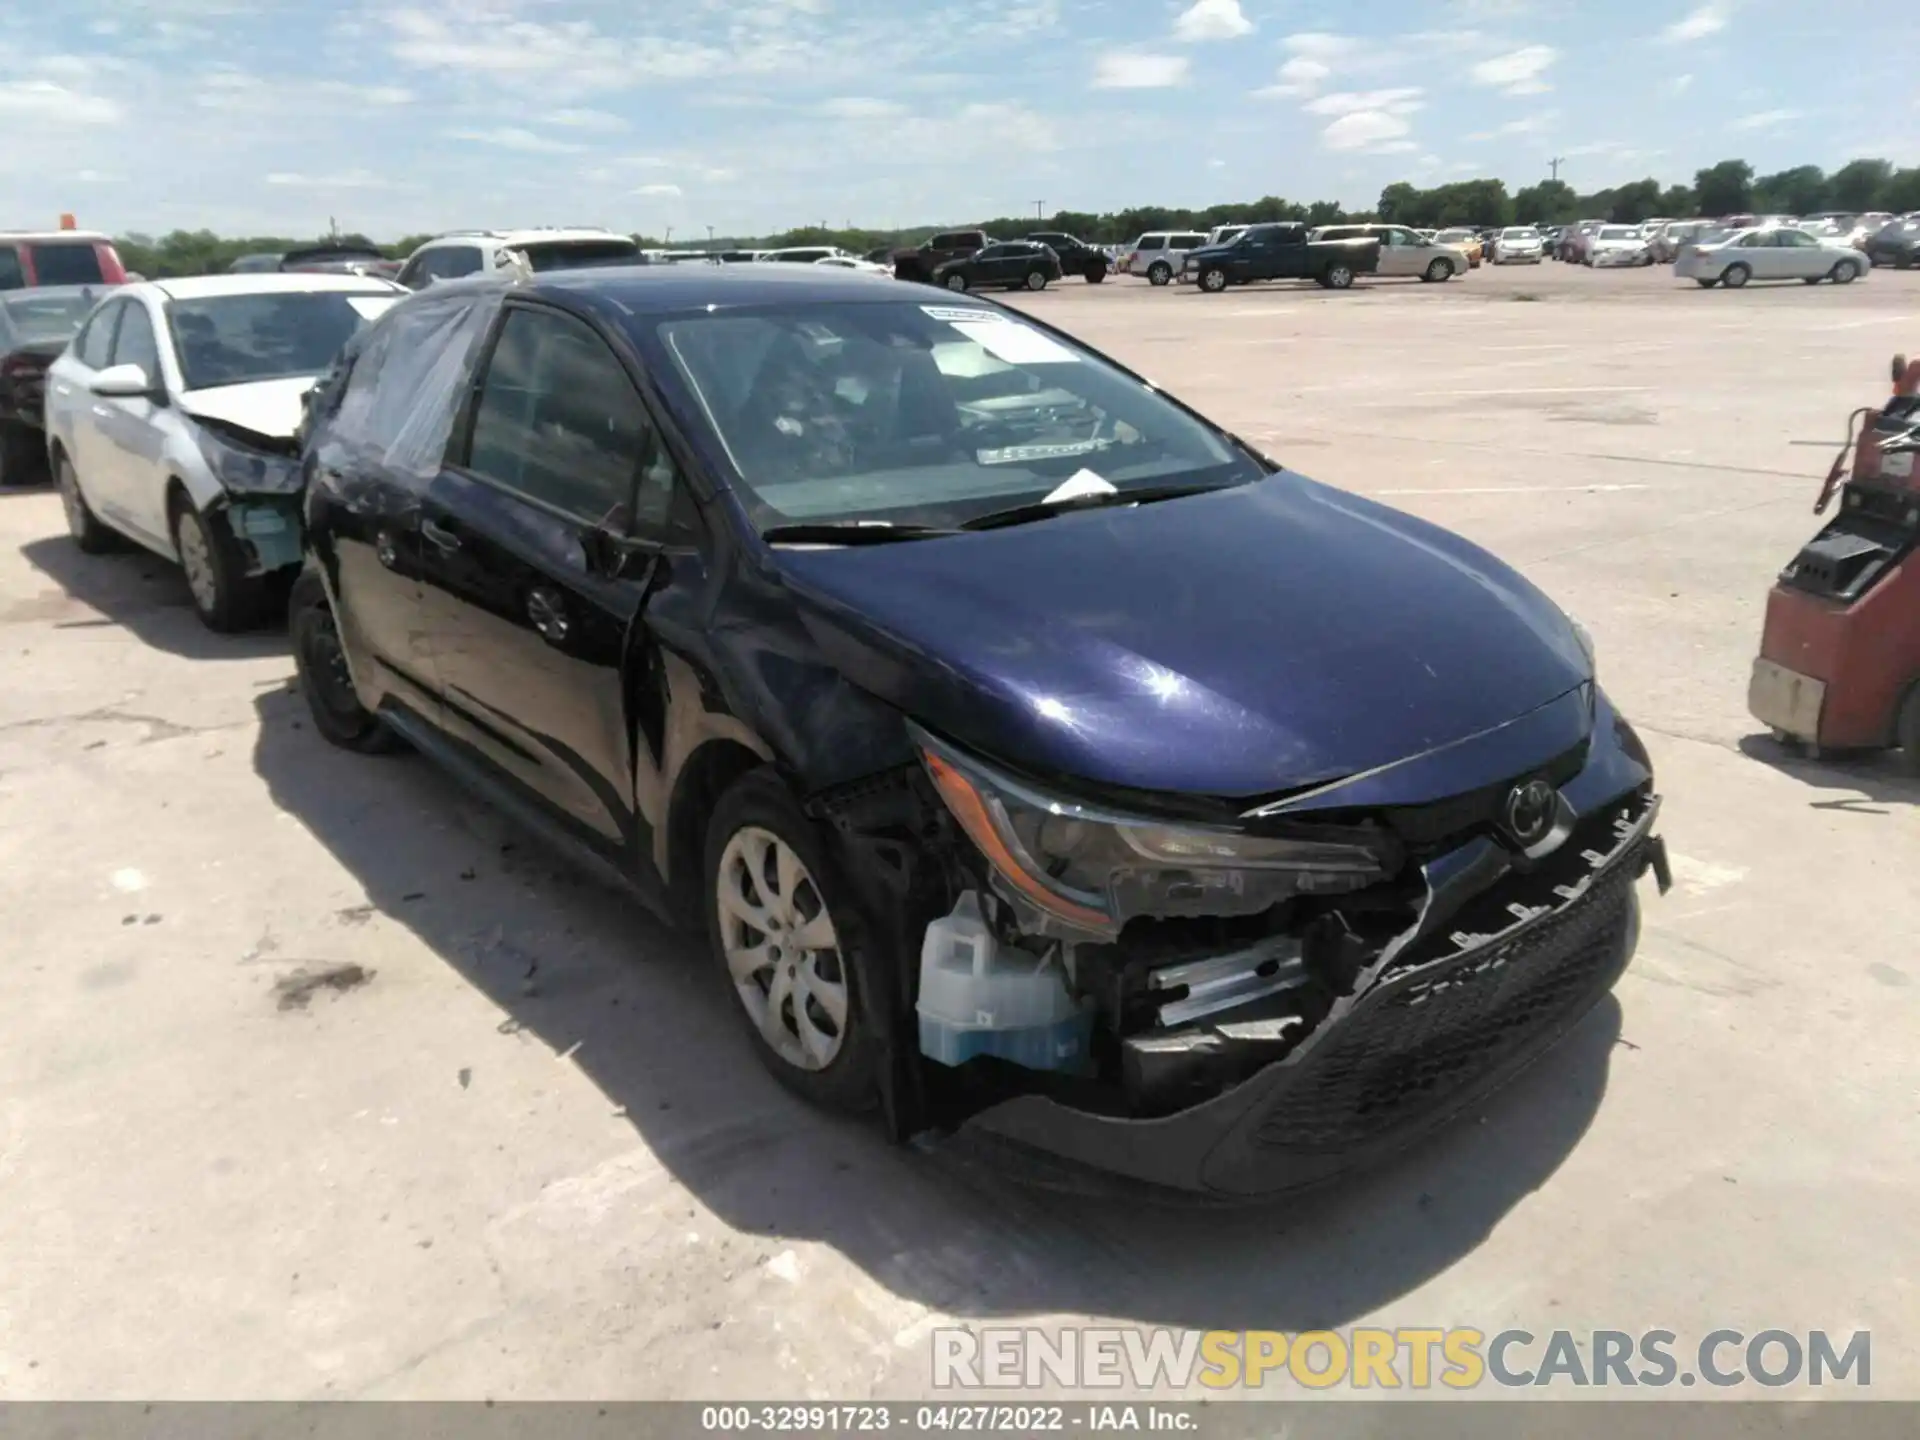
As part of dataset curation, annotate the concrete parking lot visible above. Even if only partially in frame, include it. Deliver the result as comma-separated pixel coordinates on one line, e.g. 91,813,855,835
1,258,1916,1400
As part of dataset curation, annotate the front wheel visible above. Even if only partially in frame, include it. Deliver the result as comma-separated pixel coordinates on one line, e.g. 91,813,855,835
1198,267,1228,293
943,272,969,292
171,496,263,633
1696,277,1718,288
1831,260,1859,285
1720,263,1751,289
290,567,399,753
1147,261,1173,286
1322,263,1355,290
705,768,880,1113
1423,258,1454,283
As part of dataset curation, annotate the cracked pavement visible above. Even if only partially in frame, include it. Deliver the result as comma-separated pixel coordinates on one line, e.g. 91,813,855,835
0,260,1916,1402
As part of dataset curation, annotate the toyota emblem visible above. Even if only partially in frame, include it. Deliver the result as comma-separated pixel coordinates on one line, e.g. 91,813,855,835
1503,779,1558,847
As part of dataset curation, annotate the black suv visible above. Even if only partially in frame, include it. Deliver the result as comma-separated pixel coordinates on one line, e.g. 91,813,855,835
1023,233,1109,283
930,241,1062,293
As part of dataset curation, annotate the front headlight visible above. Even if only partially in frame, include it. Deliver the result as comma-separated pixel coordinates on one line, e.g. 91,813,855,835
913,725,1396,934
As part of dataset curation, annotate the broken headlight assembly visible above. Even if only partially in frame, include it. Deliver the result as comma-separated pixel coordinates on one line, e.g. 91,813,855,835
911,724,1399,937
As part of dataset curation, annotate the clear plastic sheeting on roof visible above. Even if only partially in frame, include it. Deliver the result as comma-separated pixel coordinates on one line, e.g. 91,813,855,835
328,290,503,477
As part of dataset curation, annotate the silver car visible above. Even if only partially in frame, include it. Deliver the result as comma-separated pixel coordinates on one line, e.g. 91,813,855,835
1586,225,1653,268
1674,226,1870,289
43,273,406,631
1126,231,1208,286
1312,224,1469,281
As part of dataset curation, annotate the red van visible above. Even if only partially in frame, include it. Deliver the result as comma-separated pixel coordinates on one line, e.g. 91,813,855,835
0,232,128,291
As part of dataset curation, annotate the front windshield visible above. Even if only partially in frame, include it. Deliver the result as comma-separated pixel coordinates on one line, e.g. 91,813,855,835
1502,228,1539,239
1436,230,1472,241
166,290,396,391
519,239,641,272
1,288,97,343
652,301,1263,530
1599,227,1638,241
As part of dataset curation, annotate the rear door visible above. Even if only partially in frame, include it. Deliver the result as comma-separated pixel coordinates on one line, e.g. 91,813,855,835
416,299,682,853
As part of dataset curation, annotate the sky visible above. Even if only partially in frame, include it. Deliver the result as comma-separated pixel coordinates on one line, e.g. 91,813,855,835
0,0,1895,241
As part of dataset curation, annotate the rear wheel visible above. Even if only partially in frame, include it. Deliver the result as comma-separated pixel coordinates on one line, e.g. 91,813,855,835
55,450,116,553
1720,263,1751,289
1802,276,1823,285
170,495,263,633
1085,265,1105,284
1696,277,1718,288
1322,263,1355,290
290,567,399,753
1024,268,1047,291
943,272,969,291
705,768,880,1113
0,420,44,487
1147,260,1173,286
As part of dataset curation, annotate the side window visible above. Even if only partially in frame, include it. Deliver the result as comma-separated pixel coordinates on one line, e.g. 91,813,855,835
111,302,162,379
0,246,22,291
1740,233,1768,249
465,307,646,523
74,301,121,368
976,245,1006,260
416,247,483,284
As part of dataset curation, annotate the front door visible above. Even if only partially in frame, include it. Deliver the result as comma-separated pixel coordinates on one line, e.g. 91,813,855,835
90,298,174,547
418,301,678,856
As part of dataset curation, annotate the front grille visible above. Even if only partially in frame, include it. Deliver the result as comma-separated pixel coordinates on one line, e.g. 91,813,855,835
1251,840,1639,1154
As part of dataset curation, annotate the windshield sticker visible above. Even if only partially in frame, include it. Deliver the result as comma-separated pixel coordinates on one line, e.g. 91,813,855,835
920,305,999,323
348,296,402,321
950,319,1079,366
1041,469,1117,504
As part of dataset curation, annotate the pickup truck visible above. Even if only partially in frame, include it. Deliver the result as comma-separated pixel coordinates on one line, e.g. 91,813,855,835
892,229,992,285
1023,232,1110,282
1181,222,1379,292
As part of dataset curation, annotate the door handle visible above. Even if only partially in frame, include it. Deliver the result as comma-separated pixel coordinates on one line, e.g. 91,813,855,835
420,518,461,553
527,587,569,644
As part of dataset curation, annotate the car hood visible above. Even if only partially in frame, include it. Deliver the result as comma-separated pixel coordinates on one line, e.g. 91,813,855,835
775,474,1592,801
179,375,321,441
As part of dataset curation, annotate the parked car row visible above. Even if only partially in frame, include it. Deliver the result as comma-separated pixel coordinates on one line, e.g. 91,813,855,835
17,249,1670,1198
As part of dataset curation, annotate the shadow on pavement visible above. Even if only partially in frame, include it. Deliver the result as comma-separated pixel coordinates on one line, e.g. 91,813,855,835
19,535,289,662
253,682,1618,1333
1736,732,1920,812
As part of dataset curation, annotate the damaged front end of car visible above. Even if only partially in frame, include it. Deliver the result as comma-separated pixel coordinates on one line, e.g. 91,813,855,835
813,691,1670,1201
191,414,308,577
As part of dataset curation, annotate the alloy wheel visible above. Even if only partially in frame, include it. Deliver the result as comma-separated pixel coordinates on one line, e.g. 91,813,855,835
175,510,218,612
716,826,848,1072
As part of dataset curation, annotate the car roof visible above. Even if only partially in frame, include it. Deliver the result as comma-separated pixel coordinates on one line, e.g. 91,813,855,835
148,273,409,301
451,263,951,318
417,228,625,249
0,230,111,243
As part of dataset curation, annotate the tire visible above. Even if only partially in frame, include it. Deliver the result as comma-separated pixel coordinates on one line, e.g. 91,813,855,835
1720,263,1751,289
1897,685,1920,778
943,272,969,292
169,494,262,633
289,566,399,754
1831,260,1859,285
0,420,44,487
1085,266,1105,284
1696,278,1718,288
1423,257,1454,283
1023,269,1047,291
704,767,880,1113
1147,261,1173,286
1322,263,1354,290
55,448,116,554
1198,266,1228,293
1897,255,1913,271
1802,276,1823,285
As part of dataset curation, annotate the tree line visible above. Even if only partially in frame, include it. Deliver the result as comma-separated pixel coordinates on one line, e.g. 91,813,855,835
107,157,1920,278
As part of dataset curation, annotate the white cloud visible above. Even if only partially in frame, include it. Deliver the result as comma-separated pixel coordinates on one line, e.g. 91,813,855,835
1660,4,1727,42
1174,0,1253,42
1207,157,1227,168
1671,73,1694,93
1322,110,1413,152
1253,32,1367,97
1092,52,1190,88
542,107,628,130
1470,44,1556,95
1728,108,1801,131
818,96,908,119
633,183,684,196
1467,108,1559,140
1257,56,1331,98
265,169,397,190
0,79,122,125
1304,87,1424,117
445,126,586,153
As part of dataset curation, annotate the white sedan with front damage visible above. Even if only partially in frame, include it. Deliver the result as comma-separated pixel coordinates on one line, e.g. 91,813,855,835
1674,227,1870,289
1584,225,1653,267
43,273,405,631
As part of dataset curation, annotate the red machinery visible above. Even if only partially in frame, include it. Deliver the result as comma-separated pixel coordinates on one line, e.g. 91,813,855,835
1749,355,1920,770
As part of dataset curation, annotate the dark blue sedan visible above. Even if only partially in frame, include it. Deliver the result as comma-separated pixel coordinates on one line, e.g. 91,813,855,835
290,263,1669,1199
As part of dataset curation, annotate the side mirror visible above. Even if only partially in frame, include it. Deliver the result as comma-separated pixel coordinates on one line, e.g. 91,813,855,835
89,363,161,400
